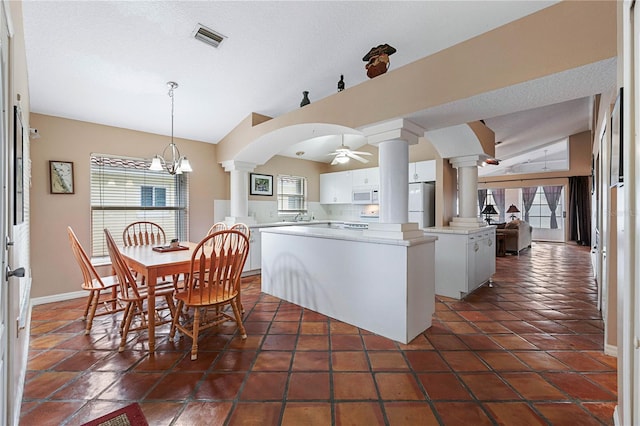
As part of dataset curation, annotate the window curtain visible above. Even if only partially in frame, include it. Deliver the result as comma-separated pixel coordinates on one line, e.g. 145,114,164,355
521,187,538,223
543,185,563,229
477,189,487,215
569,176,591,246
492,188,506,223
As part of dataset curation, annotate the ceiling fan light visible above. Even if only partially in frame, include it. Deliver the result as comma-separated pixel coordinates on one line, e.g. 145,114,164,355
336,155,349,164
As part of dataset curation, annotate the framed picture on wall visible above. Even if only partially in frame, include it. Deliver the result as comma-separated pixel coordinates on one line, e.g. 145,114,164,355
610,88,623,187
50,160,75,194
249,173,273,196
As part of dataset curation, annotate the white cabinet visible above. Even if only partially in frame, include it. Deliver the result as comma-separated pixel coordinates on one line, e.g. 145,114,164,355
423,227,496,299
320,171,352,204
243,229,262,274
409,160,436,183
351,167,379,188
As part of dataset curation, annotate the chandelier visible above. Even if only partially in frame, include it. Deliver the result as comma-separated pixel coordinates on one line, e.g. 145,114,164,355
149,81,193,175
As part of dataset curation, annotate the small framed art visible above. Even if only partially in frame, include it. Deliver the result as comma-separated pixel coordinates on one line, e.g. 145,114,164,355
50,160,75,194
250,173,273,196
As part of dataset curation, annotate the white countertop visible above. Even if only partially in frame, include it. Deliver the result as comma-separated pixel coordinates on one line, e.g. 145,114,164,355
261,224,437,246
249,220,333,229
423,226,496,235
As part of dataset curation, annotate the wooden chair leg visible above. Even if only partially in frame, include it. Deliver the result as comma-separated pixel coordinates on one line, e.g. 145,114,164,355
191,308,200,360
170,300,184,339
82,292,93,321
231,299,247,339
119,302,136,352
85,291,100,335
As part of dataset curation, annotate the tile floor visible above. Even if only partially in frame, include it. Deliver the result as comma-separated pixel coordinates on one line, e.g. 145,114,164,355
20,242,617,425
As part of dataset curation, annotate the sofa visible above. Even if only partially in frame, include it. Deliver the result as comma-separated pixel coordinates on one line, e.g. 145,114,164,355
496,220,532,254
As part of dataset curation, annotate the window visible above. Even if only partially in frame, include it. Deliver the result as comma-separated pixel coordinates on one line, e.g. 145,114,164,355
524,186,564,229
277,174,307,214
90,154,188,257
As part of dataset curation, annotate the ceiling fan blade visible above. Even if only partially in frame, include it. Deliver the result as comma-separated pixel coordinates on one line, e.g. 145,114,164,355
348,153,369,163
330,156,339,165
350,150,372,156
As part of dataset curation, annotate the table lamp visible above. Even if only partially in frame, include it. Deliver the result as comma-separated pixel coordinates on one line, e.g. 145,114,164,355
481,204,498,225
506,204,520,221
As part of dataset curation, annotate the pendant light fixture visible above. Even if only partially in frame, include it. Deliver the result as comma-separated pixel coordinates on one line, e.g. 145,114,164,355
149,81,193,175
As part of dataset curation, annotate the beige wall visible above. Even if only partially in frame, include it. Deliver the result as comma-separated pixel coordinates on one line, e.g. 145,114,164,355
251,155,327,202
29,113,223,298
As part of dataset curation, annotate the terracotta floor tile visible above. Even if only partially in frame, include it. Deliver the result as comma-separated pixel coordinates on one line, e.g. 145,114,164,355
384,402,439,425
99,372,164,400
426,334,468,350
145,371,201,400
20,401,85,425
584,372,618,395
195,372,246,400
548,351,611,372
240,372,288,400
458,334,503,351
368,351,409,371
287,372,330,400
433,402,493,426
251,351,293,371
268,321,300,334
478,351,531,371
440,351,490,372
281,402,332,426
335,402,385,425
404,351,450,372
211,350,256,371
261,334,297,351
397,334,434,350
227,402,282,426
27,349,75,370
292,351,330,371
512,351,570,371
329,320,360,334
331,334,364,351
543,372,616,400
331,351,369,371
418,373,474,400
534,402,604,426
459,372,521,401
332,372,378,400
490,334,539,350
501,372,568,400
300,321,328,335
362,334,398,350
296,335,329,351
22,371,80,399
582,401,618,424
442,320,480,334
173,401,233,426
302,310,328,322
375,373,425,400
484,402,547,425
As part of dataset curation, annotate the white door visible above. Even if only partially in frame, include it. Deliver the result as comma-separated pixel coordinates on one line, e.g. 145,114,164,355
0,44,8,425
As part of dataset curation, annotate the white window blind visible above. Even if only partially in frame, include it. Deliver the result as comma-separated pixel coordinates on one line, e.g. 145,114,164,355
90,154,188,257
277,174,307,214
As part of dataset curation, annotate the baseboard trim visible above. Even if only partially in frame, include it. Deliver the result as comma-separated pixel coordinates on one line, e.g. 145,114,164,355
604,343,618,357
32,290,86,306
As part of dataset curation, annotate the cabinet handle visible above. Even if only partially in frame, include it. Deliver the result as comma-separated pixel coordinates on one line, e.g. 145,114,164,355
488,240,492,246
474,243,479,252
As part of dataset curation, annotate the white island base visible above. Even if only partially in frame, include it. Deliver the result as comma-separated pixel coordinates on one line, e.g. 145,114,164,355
260,226,437,344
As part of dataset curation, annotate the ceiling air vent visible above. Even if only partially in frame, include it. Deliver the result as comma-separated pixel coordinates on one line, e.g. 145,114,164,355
193,24,225,48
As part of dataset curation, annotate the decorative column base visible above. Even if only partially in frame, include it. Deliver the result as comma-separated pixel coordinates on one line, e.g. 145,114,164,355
449,217,485,228
363,222,425,240
225,216,257,226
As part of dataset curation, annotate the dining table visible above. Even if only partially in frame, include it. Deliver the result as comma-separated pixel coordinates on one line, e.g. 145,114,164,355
119,241,198,354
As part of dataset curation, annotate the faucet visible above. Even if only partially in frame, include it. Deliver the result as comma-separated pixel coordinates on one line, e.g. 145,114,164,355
294,213,303,222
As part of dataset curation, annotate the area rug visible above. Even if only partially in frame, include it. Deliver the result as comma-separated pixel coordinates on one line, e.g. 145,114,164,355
81,403,149,426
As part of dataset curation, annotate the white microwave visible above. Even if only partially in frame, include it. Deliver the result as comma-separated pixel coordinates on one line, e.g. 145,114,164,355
352,188,379,204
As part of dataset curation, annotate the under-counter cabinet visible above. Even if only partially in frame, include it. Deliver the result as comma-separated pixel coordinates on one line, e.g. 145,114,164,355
242,229,262,274
320,171,352,204
423,227,496,299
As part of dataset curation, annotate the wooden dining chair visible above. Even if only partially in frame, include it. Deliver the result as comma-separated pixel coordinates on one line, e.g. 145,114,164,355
68,226,125,335
229,222,250,313
207,222,227,235
122,221,167,247
170,230,249,360
104,229,177,353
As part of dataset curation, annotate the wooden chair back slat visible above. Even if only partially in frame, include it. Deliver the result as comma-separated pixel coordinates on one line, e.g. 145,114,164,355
123,221,166,247
105,229,142,301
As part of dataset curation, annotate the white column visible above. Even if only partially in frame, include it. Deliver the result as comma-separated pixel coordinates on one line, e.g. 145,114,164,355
379,139,409,223
363,118,425,240
221,160,257,225
449,155,484,228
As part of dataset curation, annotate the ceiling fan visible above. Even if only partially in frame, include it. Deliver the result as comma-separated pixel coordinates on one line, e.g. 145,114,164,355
329,135,372,165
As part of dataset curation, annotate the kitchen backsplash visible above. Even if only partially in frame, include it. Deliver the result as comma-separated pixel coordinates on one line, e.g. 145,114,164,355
213,200,379,224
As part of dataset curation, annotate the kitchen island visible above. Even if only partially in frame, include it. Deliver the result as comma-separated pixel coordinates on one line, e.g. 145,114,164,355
260,225,437,344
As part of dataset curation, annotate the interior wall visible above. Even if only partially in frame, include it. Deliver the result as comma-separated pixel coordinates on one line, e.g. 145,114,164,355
29,113,221,298
251,155,327,202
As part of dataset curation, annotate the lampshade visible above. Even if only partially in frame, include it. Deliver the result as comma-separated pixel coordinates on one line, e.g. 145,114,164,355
481,204,498,215
506,204,520,214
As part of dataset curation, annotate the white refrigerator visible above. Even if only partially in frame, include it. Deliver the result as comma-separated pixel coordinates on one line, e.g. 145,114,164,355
408,182,435,228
